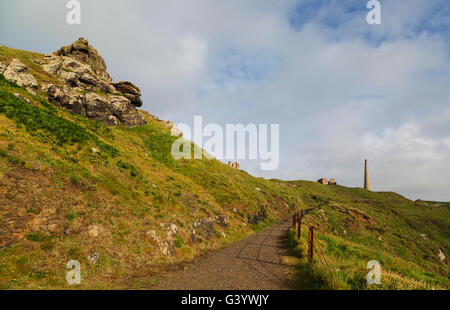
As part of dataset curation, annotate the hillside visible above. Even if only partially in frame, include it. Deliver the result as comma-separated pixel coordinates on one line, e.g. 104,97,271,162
0,41,448,289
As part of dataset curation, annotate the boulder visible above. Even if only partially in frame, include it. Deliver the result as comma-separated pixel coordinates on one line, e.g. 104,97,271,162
42,54,62,75
3,59,38,94
61,56,92,75
84,93,119,126
112,81,143,107
247,207,266,225
54,37,111,82
328,178,337,185
59,70,79,86
192,218,215,240
43,83,85,112
0,62,6,74
146,230,173,256
106,95,147,127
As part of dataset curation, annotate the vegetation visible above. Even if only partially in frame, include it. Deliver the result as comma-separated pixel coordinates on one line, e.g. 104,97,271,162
286,185,449,290
0,44,448,290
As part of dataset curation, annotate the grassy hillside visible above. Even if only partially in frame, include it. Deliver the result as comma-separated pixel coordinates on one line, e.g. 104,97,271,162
0,46,448,289
0,46,297,288
285,183,449,289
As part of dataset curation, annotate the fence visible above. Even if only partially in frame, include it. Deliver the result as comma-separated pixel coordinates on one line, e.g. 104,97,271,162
291,211,336,283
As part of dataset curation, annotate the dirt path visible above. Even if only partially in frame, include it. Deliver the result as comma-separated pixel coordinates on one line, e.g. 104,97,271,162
150,219,296,290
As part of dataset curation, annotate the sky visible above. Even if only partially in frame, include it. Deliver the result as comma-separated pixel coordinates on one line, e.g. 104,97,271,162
1,0,449,201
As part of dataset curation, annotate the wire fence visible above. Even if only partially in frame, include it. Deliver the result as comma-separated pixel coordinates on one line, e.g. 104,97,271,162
291,212,337,284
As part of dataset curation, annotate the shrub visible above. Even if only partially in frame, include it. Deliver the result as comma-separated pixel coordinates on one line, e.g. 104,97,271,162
26,232,52,242
174,235,184,248
69,175,79,184
116,160,139,177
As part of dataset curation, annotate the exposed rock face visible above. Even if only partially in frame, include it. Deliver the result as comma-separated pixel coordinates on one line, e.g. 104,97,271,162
84,93,146,127
112,81,143,107
247,207,266,225
54,37,111,82
328,178,337,185
191,215,229,243
38,38,147,127
162,120,183,137
3,59,38,94
146,223,179,256
1,38,151,127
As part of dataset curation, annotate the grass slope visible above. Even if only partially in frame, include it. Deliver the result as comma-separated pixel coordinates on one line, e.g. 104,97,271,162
286,182,449,289
0,46,448,290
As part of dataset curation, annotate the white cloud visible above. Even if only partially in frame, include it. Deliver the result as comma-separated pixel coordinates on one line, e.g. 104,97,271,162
361,121,450,201
1,0,449,200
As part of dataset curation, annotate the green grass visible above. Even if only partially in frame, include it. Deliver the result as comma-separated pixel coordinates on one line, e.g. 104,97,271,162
286,191,449,289
26,232,52,243
0,44,448,290
0,74,119,156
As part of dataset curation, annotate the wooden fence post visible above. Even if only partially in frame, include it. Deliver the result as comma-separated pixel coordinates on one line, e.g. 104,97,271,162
292,213,296,229
297,215,301,239
308,226,314,263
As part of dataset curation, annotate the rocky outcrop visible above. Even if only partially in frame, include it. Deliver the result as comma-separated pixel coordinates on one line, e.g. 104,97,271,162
37,38,147,127
247,207,266,225
0,38,150,127
86,93,146,127
112,81,143,107
191,215,229,243
3,59,38,94
146,223,179,256
54,37,111,82
163,120,183,137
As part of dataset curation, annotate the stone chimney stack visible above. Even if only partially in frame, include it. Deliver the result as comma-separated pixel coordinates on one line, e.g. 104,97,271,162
364,159,370,190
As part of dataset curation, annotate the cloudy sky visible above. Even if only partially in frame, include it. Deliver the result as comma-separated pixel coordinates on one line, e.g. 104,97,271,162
1,0,449,201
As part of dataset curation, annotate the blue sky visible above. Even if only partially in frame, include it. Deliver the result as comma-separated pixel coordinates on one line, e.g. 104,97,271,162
1,0,449,200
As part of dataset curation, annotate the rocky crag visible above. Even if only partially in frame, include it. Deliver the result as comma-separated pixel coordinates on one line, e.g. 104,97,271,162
0,38,147,127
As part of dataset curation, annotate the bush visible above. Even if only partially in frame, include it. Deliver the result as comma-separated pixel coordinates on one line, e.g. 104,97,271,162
174,235,184,248
116,160,139,177
26,232,52,242
69,175,79,184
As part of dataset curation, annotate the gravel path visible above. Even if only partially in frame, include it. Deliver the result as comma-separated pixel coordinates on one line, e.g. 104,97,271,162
150,219,296,290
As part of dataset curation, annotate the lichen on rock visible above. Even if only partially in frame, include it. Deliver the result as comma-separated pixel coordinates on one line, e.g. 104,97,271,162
3,59,38,94
38,38,148,127
54,37,112,82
